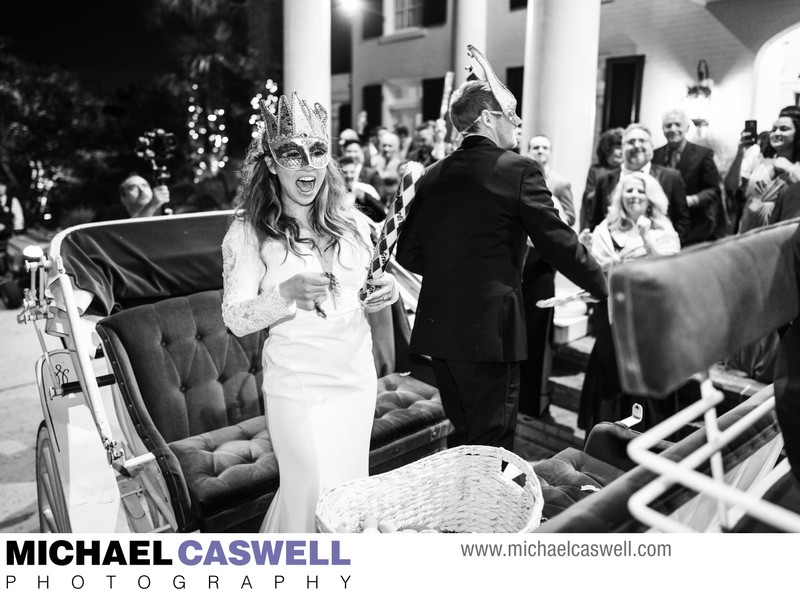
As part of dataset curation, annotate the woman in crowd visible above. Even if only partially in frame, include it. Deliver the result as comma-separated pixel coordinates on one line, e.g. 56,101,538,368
578,171,681,432
221,91,398,532
726,109,800,382
580,127,624,231
738,109,800,233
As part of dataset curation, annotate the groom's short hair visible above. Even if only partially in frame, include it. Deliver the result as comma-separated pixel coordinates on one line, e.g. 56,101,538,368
449,80,502,134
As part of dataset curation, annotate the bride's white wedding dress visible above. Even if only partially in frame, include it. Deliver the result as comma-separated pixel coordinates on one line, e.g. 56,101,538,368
221,216,377,532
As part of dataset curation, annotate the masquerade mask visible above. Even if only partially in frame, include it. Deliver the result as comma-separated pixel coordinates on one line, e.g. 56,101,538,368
269,137,330,170
465,44,522,129
261,91,330,170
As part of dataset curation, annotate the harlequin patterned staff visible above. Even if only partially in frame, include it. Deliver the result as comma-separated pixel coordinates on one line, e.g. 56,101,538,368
359,161,425,300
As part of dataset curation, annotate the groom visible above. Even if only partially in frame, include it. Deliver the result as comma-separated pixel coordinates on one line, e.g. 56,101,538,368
395,46,607,451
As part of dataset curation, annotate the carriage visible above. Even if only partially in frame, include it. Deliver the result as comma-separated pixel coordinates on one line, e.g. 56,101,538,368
18,211,800,533
21,211,450,533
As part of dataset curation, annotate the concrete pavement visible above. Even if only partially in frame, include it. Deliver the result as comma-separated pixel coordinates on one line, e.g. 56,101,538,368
0,304,55,533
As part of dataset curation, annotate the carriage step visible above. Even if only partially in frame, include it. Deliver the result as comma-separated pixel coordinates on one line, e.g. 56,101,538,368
553,334,594,369
553,313,591,345
548,368,584,413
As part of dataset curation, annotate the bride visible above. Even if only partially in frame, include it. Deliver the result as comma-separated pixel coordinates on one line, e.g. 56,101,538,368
221,91,398,532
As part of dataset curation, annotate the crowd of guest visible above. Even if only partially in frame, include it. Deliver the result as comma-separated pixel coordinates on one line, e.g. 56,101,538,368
328,117,449,225
17,96,796,443
324,101,800,438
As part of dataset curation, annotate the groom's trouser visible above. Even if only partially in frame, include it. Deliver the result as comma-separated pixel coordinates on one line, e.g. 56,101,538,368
430,358,520,451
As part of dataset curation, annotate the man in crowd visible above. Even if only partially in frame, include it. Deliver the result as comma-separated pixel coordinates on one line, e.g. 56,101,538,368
118,174,170,218
395,46,607,451
653,108,721,245
341,139,382,189
338,156,386,223
0,180,25,238
588,123,690,244
406,122,447,167
374,131,402,180
519,134,578,420
527,134,575,226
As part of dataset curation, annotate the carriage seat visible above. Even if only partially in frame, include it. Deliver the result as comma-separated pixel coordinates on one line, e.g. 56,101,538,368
532,420,675,521
97,289,452,533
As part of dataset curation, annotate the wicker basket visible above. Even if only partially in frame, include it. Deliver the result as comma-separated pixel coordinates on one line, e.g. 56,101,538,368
316,445,543,533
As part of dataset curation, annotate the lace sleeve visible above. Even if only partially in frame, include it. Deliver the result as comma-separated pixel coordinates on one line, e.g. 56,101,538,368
221,219,296,336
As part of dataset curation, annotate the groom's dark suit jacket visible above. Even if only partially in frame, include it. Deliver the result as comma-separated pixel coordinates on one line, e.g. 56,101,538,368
395,135,607,363
588,164,691,244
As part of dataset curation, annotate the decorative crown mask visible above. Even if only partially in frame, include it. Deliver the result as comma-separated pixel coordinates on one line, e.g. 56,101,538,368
466,44,521,127
261,91,329,149
260,91,330,170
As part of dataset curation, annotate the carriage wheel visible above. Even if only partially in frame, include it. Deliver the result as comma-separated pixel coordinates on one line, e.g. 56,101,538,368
36,422,71,532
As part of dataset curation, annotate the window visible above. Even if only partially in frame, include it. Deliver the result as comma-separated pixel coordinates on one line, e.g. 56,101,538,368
510,0,526,9
395,0,424,29
362,84,383,130
391,0,446,30
422,0,447,26
338,104,352,133
506,67,524,118
422,77,445,121
362,0,383,39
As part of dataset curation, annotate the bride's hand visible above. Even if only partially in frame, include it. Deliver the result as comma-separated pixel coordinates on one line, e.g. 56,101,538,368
360,273,397,313
279,272,330,311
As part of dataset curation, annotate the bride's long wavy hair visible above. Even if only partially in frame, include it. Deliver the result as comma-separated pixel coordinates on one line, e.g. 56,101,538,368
231,135,367,261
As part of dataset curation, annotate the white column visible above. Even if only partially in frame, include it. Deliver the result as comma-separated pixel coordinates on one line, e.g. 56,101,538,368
521,0,601,227
284,0,332,116
452,0,488,88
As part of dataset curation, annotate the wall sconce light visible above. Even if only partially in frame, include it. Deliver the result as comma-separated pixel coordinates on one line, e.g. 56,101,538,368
685,59,714,127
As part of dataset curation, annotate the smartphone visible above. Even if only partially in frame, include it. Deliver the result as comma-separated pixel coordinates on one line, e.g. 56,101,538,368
744,120,758,143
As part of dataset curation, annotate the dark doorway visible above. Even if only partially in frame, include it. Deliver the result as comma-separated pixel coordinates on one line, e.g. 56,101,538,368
362,84,383,129
602,55,645,130
506,66,523,118
422,77,445,121
338,103,352,134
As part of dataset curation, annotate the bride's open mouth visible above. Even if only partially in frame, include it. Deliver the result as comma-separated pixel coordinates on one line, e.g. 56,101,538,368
296,176,316,194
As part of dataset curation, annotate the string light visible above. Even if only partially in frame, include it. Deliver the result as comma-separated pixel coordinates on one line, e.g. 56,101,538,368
187,85,229,183
251,79,280,139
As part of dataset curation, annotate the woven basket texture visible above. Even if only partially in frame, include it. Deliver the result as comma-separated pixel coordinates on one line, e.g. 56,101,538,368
316,445,543,533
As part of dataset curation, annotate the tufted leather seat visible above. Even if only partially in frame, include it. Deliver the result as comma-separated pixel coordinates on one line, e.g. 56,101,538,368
535,447,626,521
97,289,451,532
167,418,277,533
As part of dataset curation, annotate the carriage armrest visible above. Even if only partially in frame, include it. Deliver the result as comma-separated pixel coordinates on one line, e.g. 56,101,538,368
583,421,673,473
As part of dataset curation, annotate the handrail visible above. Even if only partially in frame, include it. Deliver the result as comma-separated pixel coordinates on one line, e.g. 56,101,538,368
55,254,123,464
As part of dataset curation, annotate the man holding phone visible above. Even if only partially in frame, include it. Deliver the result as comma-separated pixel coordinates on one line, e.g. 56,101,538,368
653,108,722,245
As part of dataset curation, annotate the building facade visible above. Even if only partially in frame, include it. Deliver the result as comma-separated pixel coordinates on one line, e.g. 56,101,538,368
327,0,800,212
